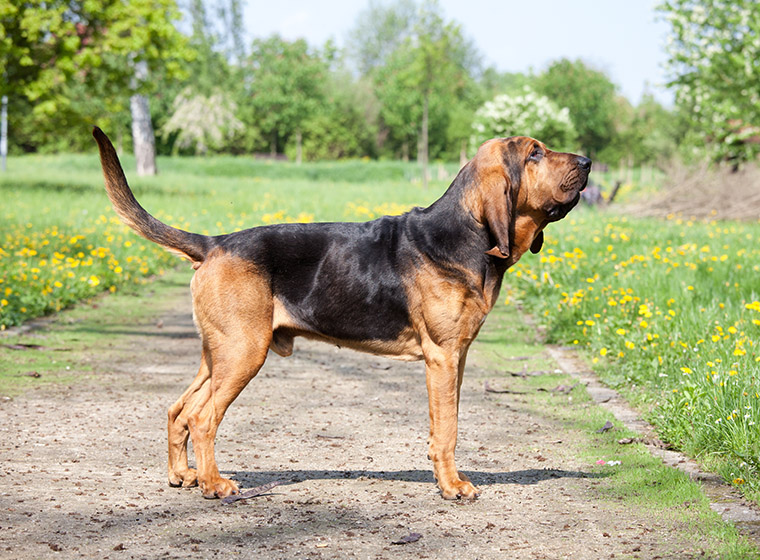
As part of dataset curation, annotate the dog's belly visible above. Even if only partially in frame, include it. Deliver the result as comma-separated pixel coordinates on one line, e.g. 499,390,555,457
270,297,423,361
271,326,424,361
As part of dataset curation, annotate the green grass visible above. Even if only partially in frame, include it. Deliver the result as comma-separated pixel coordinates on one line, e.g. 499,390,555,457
479,301,758,558
506,209,760,502
0,266,192,395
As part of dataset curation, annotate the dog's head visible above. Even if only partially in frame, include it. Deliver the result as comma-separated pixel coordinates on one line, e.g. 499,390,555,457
471,136,590,262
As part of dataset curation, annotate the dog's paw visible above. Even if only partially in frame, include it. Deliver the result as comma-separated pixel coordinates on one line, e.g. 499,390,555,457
439,473,479,500
168,468,198,488
199,476,239,499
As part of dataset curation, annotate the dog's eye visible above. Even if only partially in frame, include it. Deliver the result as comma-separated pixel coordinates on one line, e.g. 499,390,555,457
528,146,544,162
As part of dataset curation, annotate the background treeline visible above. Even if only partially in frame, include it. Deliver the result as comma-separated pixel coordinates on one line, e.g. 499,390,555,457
2,0,757,168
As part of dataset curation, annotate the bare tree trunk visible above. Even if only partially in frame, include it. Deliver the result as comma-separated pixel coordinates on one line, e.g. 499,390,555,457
130,93,157,176
1,95,7,172
459,140,468,168
420,92,429,190
130,60,157,176
295,128,303,165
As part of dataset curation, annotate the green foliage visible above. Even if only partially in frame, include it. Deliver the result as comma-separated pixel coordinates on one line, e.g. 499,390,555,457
3,0,681,165
477,68,531,101
658,0,760,163
1,0,192,153
369,1,479,160
346,0,418,75
471,87,578,152
534,59,619,157
597,94,681,166
287,74,377,161
508,211,760,499
242,35,328,154
1,0,191,103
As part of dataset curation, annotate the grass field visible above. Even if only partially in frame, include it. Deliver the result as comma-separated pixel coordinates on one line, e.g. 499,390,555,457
3,151,760,502
507,212,760,501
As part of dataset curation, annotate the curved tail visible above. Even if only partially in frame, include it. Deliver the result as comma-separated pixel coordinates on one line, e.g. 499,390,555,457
92,127,212,263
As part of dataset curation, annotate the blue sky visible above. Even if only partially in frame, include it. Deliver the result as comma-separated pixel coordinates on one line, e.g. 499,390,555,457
243,0,673,106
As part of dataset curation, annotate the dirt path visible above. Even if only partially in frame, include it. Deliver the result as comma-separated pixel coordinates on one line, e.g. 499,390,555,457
0,283,750,559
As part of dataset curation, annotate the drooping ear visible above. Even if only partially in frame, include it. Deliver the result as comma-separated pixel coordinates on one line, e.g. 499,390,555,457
530,230,544,254
483,172,512,258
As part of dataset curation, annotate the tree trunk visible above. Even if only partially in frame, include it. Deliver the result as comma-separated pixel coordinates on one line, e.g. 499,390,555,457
459,140,468,168
130,60,157,176
131,93,157,176
401,140,409,162
1,95,7,172
420,92,429,189
295,128,303,165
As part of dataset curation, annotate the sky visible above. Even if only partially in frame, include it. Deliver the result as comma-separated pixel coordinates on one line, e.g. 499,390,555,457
243,0,673,106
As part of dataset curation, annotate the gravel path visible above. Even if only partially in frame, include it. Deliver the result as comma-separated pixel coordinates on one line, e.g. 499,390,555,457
0,287,727,559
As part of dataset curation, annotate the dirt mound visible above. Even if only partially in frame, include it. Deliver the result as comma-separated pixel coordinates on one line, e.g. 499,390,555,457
630,162,760,221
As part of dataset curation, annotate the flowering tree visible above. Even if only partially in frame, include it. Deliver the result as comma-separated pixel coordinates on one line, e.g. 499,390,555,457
659,0,760,162
470,87,578,153
161,88,242,155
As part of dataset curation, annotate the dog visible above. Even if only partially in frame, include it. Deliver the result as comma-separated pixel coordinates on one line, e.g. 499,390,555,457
93,128,590,500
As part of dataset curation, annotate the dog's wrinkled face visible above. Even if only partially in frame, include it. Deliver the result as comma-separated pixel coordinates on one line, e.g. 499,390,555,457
475,136,591,261
519,138,591,223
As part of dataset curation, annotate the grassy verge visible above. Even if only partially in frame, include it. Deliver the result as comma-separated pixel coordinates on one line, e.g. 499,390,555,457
476,300,758,558
505,208,760,502
0,266,192,396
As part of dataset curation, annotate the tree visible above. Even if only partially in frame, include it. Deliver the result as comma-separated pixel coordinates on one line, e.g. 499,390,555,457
470,87,578,152
160,87,242,154
0,0,191,169
346,0,418,76
243,36,327,162
597,93,680,166
370,1,479,178
533,59,618,157
658,0,760,163
478,68,531,101
410,4,479,186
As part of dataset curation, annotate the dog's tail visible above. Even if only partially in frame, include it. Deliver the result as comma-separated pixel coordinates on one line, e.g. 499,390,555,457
92,127,212,264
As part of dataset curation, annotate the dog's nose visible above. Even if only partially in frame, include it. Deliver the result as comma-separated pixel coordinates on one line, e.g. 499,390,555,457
577,156,592,171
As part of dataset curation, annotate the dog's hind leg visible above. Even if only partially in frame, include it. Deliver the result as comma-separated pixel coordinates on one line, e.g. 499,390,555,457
181,255,274,499
167,348,211,488
186,335,270,498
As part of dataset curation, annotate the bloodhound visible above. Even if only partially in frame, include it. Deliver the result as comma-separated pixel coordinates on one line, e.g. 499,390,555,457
93,128,590,500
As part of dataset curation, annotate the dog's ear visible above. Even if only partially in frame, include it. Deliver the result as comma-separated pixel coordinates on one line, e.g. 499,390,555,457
483,170,512,259
481,140,523,259
530,230,544,254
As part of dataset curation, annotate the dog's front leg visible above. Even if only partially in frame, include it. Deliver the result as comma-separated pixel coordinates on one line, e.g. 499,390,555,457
424,347,479,500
